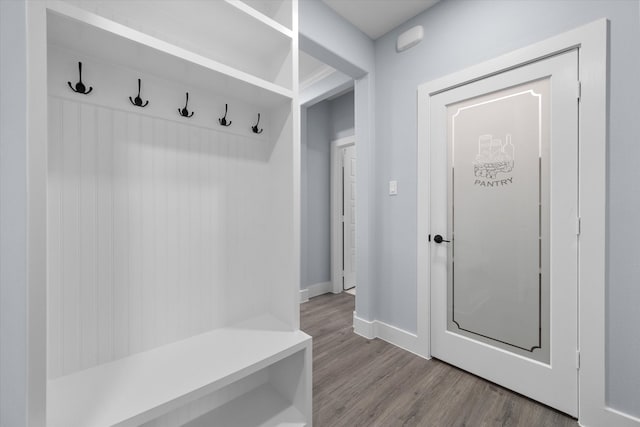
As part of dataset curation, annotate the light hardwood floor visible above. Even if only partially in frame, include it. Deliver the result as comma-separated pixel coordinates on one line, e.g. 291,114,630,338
300,292,578,427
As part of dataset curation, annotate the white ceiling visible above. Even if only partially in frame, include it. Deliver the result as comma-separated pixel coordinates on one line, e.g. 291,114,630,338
322,0,439,40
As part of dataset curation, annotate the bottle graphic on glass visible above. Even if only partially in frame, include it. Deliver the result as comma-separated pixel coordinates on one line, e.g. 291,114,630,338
474,134,514,179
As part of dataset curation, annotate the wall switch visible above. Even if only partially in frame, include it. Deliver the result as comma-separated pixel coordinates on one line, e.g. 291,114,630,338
389,180,398,195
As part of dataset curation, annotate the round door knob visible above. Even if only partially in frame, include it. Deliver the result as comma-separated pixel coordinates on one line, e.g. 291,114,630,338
433,234,450,244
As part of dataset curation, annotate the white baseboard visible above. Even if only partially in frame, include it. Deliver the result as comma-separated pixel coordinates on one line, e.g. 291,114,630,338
605,407,640,426
299,289,309,303
299,281,332,304
375,319,422,357
352,312,375,339
353,312,423,358
579,407,640,427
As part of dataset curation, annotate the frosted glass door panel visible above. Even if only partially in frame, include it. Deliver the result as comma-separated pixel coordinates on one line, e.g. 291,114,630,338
446,79,550,363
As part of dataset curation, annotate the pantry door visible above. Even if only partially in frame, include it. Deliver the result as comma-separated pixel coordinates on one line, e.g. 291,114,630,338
429,50,579,416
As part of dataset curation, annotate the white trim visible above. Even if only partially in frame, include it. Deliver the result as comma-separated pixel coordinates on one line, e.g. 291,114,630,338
599,408,640,427
352,314,425,358
300,65,338,91
417,19,616,426
331,136,356,295
374,320,422,358
27,2,49,424
578,409,640,427
300,71,353,107
299,289,309,303
352,313,375,339
308,281,333,299
298,281,334,304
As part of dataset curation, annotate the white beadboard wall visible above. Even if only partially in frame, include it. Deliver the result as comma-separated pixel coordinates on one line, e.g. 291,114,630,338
47,50,284,379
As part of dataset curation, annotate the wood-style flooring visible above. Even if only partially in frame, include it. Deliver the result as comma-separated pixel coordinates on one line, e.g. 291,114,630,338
300,292,578,427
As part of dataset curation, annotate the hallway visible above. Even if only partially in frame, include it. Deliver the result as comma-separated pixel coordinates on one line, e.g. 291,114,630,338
301,293,577,427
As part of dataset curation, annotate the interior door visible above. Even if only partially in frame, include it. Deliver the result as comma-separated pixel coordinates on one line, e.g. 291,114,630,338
430,50,579,415
343,145,356,290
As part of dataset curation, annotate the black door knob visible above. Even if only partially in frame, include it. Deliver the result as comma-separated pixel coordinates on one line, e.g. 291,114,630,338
433,234,450,244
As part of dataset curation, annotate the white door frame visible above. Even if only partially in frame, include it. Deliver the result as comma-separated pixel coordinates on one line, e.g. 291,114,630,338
416,19,630,427
331,136,356,294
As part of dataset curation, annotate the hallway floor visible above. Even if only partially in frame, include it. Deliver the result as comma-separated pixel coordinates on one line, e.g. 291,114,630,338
300,292,578,427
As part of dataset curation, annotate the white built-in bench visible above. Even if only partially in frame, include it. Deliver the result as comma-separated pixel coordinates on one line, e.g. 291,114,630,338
47,315,311,427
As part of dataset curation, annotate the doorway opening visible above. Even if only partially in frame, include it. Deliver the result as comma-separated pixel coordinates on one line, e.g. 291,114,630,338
299,49,355,301
331,137,356,295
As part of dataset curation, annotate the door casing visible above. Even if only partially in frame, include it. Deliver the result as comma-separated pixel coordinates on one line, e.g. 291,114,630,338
417,19,613,426
342,144,356,291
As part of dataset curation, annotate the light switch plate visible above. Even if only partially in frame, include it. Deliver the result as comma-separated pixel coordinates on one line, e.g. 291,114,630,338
389,180,398,195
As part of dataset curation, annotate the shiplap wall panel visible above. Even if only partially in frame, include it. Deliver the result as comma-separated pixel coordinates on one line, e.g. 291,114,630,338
79,103,98,371
96,108,114,365
113,109,130,361
47,97,273,379
48,98,63,377
61,99,82,375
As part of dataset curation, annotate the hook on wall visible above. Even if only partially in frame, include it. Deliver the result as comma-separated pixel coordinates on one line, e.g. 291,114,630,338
218,104,232,126
129,78,149,107
251,113,263,134
67,62,93,95
178,92,194,118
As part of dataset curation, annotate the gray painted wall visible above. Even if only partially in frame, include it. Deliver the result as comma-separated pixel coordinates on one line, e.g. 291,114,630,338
300,91,355,289
330,91,355,140
301,101,331,288
299,0,373,77
373,0,640,416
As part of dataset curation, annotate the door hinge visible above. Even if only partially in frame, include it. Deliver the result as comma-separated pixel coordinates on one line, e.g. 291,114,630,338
576,217,581,236
576,350,581,370
577,81,582,102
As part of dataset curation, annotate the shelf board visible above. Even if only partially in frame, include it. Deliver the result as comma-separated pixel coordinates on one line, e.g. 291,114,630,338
47,315,311,427
225,0,293,38
47,1,293,109
236,0,293,33
183,384,306,427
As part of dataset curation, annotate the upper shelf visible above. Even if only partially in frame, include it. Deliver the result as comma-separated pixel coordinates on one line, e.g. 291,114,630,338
47,1,294,108
225,0,293,36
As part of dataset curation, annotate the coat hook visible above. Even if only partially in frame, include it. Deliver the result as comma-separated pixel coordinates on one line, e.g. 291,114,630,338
129,78,149,107
218,104,232,126
251,113,263,134
67,62,93,95
178,92,194,118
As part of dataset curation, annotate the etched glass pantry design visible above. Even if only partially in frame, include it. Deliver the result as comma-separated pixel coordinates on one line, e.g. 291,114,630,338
446,79,550,363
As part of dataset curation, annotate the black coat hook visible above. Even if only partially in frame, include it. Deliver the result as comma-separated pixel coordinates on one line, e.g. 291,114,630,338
251,113,263,134
67,62,93,95
129,78,149,107
218,104,232,126
178,92,194,118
